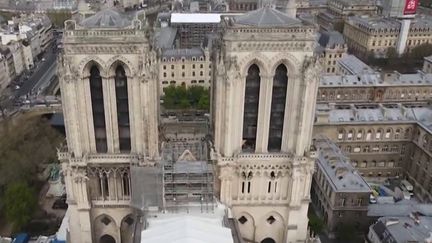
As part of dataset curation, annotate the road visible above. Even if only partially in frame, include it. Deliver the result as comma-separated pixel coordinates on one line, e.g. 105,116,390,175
17,49,57,97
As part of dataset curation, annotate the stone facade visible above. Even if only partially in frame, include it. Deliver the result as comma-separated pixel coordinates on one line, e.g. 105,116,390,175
211,7,320,243
311,137,371,238
159,48,211,94
58,10,159,243
59,6,322,243
343,15,432,58
313,108,432,203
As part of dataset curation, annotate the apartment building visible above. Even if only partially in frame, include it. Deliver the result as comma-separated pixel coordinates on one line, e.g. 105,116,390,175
316,30,348,74
159,48,211,94
313,101,432,203
424,55,432,73
311,136,371,238
317,70,432,104
343,15,432,58
327,0,378,17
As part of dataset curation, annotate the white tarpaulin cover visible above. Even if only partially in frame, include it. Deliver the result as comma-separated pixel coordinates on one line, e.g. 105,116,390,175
141,205,233,243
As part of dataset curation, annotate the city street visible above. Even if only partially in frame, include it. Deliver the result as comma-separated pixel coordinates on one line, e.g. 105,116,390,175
17,49,58,97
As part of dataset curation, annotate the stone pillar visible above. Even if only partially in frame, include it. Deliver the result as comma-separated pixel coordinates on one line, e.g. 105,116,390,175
282,74,300,153
296,67,319,155
65,80,82,156
235,76,246,154
102,75,116,153
256,75,273,153
83,76,97,153
139,79,148,156
76,78,91,153
131,76,142,154
223,80,234,156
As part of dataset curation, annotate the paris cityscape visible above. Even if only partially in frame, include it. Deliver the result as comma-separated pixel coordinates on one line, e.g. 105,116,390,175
0,0,431,242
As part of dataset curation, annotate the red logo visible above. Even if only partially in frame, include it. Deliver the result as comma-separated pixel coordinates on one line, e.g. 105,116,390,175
403,0,418,15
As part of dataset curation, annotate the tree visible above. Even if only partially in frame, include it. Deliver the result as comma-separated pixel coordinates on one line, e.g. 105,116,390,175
197,92,210,110
308,214,325,235
162,85,210,110
335,223,357,242
46,11,72,28
409,43,432,60
386,47,398,59
0,116,63,188
3,182,37,231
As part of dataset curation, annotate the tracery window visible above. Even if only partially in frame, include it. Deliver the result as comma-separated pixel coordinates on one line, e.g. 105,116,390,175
268,64,288,151
242,64,260,152
115,66,131,152
90,66,107,153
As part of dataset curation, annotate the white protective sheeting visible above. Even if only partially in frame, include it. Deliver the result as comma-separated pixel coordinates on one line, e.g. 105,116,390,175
171,13,222,23
141,204,233,243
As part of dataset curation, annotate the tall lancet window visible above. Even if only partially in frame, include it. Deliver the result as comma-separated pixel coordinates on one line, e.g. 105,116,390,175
115,66,131,152
268,64,288,151
90,66,107,153
242,64,261,152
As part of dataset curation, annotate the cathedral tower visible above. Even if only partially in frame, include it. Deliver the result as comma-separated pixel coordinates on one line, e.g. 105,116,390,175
212,6,320,243
57,9,159,243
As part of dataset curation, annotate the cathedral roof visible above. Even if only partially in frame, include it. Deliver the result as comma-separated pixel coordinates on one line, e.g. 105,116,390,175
80,8,131,28
235,6,300,27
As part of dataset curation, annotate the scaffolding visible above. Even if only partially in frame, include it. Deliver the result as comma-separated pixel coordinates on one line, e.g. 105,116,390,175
130,163,163,211
161,140,215,213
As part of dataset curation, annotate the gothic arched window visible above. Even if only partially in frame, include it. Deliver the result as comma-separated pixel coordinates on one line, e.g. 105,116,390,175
242,64,261,152
115,65,131,152
89,66,107,153
268,64,288,152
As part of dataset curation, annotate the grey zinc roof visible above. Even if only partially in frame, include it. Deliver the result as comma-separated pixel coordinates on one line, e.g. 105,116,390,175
162,48,204,60
318,30,345,48
80,9,132,28
372,217,432,242
368,204,432,217
317,103,432,133
337,54,375,75
235,6,301,27
155,27,177,49
320,71,432,87
314,136,371,192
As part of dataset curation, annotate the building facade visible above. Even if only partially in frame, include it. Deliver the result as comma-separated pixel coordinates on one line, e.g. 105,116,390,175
0,54,11,91
343,15,432,58
313,103,432,202
58,9,159,243
212,6,320,243
159,47,211,94
316,30,347,74
327,0,378,17
311,136,371,238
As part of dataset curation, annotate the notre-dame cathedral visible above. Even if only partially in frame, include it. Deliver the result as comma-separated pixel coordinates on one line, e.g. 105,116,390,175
58,3,320,243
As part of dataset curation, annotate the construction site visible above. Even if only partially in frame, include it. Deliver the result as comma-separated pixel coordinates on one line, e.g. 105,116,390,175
130,120,216,214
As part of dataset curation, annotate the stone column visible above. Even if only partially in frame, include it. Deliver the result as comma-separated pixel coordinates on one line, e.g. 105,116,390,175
139,79,148,156
76,78,90,153
296,60,320,155
82,76,97,152
223,80,234,156
282,74,300,153
66,80,82,156
256,75,273,153
125,75,136,153
235,76,246,153
102,75,116,153
131,76,142,154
